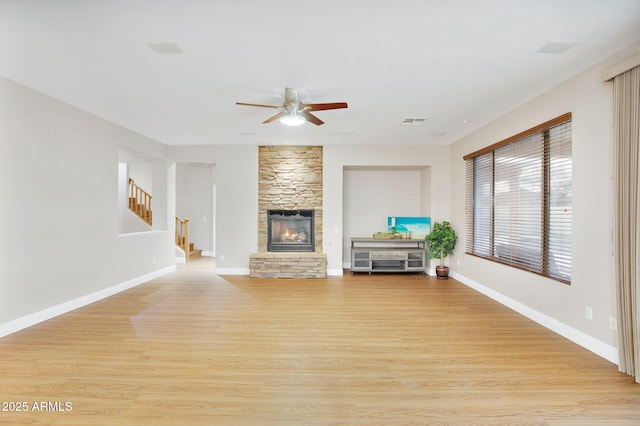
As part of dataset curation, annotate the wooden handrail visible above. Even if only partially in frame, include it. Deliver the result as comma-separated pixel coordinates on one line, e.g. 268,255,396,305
175,216,191,261
128,178,152,225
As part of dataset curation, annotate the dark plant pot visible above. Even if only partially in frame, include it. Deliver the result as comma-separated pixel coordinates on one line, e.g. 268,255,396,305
435,266,450,280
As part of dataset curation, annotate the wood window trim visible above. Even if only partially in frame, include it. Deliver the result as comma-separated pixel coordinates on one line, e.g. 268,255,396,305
463,112,572,161
464,114,572,284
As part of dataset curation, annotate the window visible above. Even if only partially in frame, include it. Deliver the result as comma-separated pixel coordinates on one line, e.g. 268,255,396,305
464,113,572,283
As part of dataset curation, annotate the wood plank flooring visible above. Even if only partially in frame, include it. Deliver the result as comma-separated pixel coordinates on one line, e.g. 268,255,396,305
1,257,638,425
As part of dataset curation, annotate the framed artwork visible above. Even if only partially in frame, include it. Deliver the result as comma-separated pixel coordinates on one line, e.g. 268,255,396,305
388,216,431,239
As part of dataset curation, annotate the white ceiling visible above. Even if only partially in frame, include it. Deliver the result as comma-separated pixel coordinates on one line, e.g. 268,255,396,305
1,0,639,146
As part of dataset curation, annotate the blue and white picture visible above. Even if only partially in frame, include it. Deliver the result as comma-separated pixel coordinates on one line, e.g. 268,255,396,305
388,217,431,239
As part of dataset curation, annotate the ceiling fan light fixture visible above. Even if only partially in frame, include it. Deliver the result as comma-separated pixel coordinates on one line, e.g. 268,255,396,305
236,87,347,126
280,114,306,126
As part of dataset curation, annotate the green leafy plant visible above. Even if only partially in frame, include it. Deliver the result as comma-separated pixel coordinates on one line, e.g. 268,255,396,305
425,221,457,267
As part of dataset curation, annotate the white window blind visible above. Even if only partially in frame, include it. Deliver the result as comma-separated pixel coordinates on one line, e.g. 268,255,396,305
471,153,493,258
464,114,572,283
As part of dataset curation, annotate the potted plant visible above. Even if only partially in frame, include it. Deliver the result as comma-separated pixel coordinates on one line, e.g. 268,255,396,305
425,221,457,279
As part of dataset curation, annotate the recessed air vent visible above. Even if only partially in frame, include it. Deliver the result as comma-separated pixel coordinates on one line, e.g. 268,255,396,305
147,42,184,54
402,117,427,126
536,41,576,54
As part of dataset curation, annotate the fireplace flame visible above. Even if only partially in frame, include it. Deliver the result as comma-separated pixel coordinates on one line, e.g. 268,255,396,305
279,225,307,242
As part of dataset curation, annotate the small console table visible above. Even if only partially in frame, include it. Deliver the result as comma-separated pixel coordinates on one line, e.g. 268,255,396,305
350,238,426,274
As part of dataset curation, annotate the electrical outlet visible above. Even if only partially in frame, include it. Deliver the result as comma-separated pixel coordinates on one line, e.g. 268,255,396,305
585,306,593,320
152,257,156,265
609,316,617,331
219,254,224,262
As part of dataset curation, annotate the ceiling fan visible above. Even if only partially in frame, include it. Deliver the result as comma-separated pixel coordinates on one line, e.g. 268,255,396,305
236,88,348,126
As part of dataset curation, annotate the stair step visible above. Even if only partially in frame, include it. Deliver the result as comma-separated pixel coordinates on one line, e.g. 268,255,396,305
128,200,152,225
176,239,201,259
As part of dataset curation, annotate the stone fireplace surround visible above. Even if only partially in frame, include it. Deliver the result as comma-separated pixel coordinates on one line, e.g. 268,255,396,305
249,146,327,278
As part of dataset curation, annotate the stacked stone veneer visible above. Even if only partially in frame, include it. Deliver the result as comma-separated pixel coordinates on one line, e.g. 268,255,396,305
249,252,327,279
250,146,326,278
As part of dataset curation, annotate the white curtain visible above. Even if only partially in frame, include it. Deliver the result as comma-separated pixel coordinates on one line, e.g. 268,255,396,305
613,65,640,382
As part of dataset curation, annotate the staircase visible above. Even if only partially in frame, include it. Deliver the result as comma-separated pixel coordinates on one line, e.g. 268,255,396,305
179,241,202,259
128,178,152,226
128,179,201,262
176,216,202,261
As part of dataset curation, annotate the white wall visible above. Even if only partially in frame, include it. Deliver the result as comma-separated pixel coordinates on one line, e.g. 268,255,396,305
166,145,449,276
0,76,174,328
128,161,152,194
449,42,640,360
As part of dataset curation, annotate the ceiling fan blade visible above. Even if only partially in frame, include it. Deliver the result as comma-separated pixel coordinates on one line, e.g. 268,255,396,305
236,102,280,108
262,111,285,124
302,111,324,126
303,102,348,111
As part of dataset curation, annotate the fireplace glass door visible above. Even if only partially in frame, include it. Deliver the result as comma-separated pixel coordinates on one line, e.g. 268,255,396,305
267,210,314,252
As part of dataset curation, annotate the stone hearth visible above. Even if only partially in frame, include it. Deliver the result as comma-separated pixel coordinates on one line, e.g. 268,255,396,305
250,253,327,278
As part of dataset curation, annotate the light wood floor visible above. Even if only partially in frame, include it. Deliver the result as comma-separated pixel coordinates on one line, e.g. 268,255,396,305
1,258,638,425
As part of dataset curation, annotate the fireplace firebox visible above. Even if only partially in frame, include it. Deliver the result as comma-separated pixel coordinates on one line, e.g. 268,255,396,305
267,210,315,252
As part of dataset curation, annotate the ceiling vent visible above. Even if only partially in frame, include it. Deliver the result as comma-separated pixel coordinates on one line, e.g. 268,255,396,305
402,117,427,126
147,43,184,54
536,41,576,54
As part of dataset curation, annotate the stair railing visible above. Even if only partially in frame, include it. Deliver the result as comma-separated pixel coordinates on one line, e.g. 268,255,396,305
128,178,152,225
175,216,191,261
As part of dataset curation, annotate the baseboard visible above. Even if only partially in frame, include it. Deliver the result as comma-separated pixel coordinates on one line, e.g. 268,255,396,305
215,267,251,275
215,267,340,277
450,271,619,365
177,251,213,262
0,265,176,338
